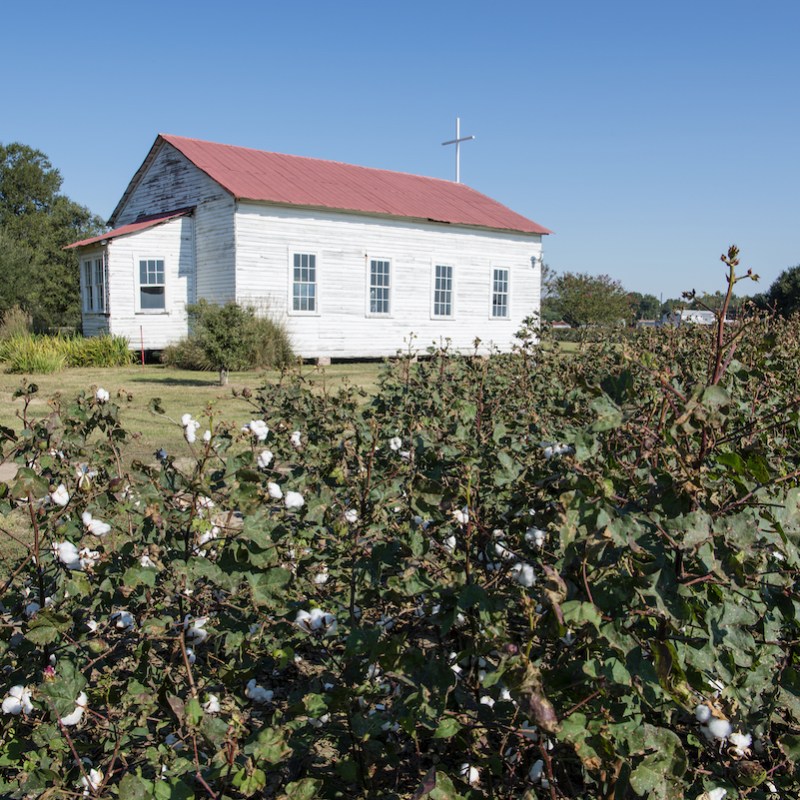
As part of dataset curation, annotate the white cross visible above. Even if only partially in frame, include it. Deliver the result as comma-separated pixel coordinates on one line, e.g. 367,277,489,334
441,117,475,183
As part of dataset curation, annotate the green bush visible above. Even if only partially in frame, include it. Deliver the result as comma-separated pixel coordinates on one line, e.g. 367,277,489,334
162,301,293,381
0,253,797,798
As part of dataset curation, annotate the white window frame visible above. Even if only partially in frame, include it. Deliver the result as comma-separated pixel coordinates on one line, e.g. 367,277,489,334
136,256,167,314
81,252,106,314
288,251,320,316
366,257,392,317
431,262,455,319
490,267,511,319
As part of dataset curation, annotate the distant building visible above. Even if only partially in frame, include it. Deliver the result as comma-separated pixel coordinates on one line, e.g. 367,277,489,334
662,309,717,326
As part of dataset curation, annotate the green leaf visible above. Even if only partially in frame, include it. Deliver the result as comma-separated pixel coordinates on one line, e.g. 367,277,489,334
248,568,292,606
433,717,462,739
561,600,602,630
119,774,156,800
123,564,158,588
26,610,71,645
154,779,193,800
281,778,322,800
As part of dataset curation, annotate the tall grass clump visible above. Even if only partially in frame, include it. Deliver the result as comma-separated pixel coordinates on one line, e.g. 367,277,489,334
0,333,132,373
0,305,32,340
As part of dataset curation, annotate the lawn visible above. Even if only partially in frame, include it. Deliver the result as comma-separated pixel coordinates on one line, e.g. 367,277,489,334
0,362,383,464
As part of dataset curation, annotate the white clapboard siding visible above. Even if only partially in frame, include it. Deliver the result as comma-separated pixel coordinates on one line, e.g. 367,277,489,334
234,204,542,358
114,143,236,304
104,216,194,350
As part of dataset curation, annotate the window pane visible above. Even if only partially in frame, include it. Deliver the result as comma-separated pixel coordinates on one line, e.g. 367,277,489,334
370,260,390,314
434,265,452,317
140,286,165,310
292,253,316,312
492,269,509,318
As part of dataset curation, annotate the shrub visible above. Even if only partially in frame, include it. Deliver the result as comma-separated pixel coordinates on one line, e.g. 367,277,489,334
0,252,797,798
164,301,293,382
63,334,133,368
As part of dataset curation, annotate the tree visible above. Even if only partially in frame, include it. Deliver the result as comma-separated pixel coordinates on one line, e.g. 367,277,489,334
188,300,261,385
0,143,104,330
551,272,630,327
763,264,800,317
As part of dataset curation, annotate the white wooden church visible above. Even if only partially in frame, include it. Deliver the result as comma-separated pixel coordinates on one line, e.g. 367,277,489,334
68,134,550,358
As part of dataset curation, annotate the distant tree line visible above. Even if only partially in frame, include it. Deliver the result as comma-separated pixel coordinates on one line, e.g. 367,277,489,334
0,143,105,331
541,261,800,327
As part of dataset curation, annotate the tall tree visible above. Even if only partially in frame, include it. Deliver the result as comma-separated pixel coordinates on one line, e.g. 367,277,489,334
763,264,800,317
552,272,630,327
0,143,104,330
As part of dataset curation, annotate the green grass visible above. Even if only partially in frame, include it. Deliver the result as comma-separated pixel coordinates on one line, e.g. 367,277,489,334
0,362,382,464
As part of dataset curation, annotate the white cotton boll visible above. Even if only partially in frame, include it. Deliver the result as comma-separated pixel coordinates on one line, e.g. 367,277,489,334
140,554,156,568
494,541,516,560
185,648,196,665
111,610,135,630
290,430,302,448
95,388,109,404
54,541,82,570
309,713,330,728
268,482,283,500
285,491,305,510
185,427,196,444
444,535,457,552
197,528,219,547
344,508,358,524
452,507,469,525
459,763,480,786
728,731,752,757
79,548,100,570
511,562,537,588
499,688,512,702
528,759,545,783
707,789,727,800
60,691,87,726
525,527,546,548
295,608,337,635
245,679,273,703
695,704,712,723
181,413,193,427
81,767,103,794
2,685,33,715
185,616,208,644
243,420,269,442
50,484,70,507
82,513,111,537
389,436,402,451
704,717,733,740
203,694,221,714
86,619,99,633
479,695,495,708
314,570,329,585
257,450,274,469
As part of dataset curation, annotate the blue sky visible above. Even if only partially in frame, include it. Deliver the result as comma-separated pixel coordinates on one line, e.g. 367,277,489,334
3,0,798,298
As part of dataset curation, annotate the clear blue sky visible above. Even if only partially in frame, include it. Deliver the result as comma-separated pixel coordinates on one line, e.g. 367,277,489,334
3,0,798,299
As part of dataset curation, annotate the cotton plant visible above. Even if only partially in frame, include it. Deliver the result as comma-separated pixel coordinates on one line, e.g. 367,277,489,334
242,420,269,442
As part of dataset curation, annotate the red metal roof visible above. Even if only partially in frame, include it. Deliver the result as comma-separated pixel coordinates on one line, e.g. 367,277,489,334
150,134,550,235
66,208,192,249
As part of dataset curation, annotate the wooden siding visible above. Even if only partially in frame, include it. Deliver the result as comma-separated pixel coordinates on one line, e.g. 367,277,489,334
234,204,542,359
104,217,194,350
115,143,236,304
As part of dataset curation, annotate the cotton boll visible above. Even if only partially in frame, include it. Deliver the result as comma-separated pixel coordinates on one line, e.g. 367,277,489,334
290,430,302,448
268,482,283,500
60,691,87,726
285,491,305,510
695,704,712,723
54,541,82,570
706,789,727,800
728,731,752,757
479,695,495,708
2,685,33,715
257,450,274,469
49,484,70,507
452,507,469,525
314,570,329,585
202,429,211,443
139,554,156,568
459,763,480,786
95,388,110,404
184,616,209,644
203,694,221,714
111,610,135,630
389,436,402,451
344,508,358,524
443,535,457,552
704,717,733,740
245,679,273,703
243,420,269,442
511,562,536,588
525,527,546,548
185,647,196,665
181,413,193,427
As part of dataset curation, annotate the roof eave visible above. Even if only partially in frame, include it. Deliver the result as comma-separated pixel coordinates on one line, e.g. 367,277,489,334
234,197,551,236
